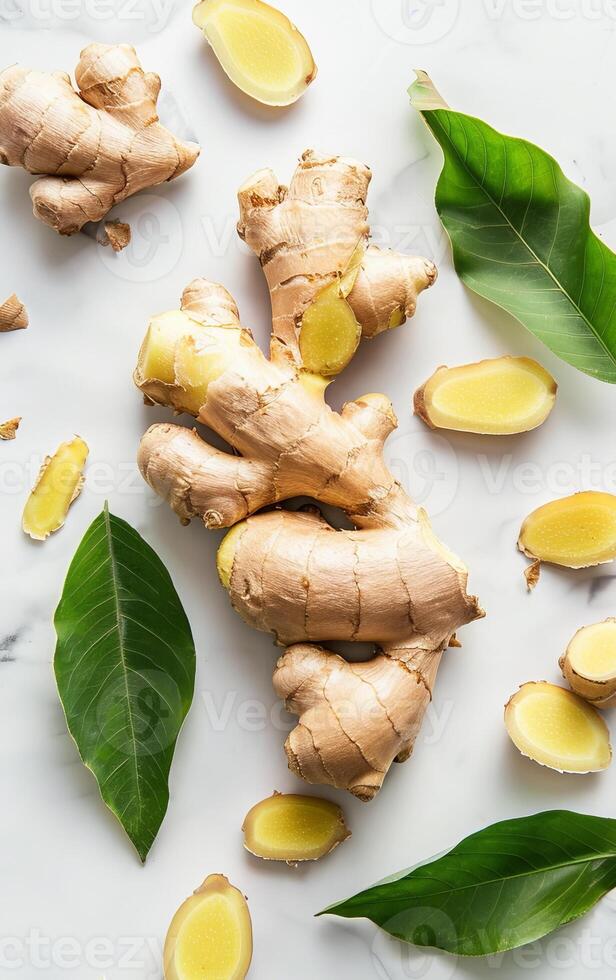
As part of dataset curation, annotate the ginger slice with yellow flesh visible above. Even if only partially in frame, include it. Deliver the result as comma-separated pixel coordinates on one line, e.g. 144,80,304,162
0,417,21,440
0,294,28,331
193,0,316,106
560,619,616,708
242,792,350,862
505,681,611,773
414,356,557,435
22,437,88,540
164,874,252,980
518,491,616,568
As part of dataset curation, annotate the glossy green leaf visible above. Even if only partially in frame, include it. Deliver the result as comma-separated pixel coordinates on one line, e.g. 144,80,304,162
409,71,616,383
320,810,616,955
54,504,195,862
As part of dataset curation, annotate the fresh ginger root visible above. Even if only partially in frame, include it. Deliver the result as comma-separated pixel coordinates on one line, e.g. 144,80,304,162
0,294,28,331
414,356,557,435
504,681,611,773
0,44,199,236
22,437,88,540
193,0,316,106
135,151,482,801
519,491,616,569
560,619,616,708
0,417,21,441
164,875,252,980
242,792,350,862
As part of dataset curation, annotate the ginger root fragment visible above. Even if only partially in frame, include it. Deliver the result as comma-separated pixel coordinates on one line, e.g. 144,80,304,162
0,417,21,440
518,491,616,569
164,874,252,980
504,681,611,773
193,0,316,106
560,619,616,708
414,356,557,435
242,792,350,863
0,294,28,331
101,220,131,253
524,558,541,591
22,437,88,540
0,44,199,236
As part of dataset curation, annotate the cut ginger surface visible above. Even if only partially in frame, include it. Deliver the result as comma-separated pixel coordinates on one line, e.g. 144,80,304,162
518,491,616,568
164,875,252,980
242,792,350,862
414,356,556,435
505,681,611,773
22,437,88,540
561,619,616,708
193,0,316,106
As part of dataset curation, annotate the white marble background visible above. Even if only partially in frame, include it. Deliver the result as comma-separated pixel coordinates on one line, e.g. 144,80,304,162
2,1,616,977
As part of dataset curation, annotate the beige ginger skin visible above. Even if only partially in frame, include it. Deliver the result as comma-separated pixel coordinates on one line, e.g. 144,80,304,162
0,43,199,236
135,151,483,801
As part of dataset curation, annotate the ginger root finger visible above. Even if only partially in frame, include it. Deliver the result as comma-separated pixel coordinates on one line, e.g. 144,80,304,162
0,294,28,331
0,44,199,236
518,491,616,568
193,0,316,107
414,356,557,435
560,619,616,708
164,874,252,980
242,792,350,862
504,681,611,773
22,437,88,540
0,417,21,441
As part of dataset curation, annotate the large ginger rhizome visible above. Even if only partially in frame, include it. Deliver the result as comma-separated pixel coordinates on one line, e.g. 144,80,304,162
134,150,483,801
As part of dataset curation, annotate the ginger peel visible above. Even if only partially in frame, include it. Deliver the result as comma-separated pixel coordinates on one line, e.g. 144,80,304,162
560,619,616,708
0,417,21,441
242,792,350,862
135,151,482,801
0,294,28,332
519,491,616,569
22,437,88,540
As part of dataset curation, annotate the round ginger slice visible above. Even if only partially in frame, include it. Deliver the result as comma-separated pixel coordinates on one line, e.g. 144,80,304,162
504,681,611,773
164,874,252,980
414,356,556,435
561,618,616,707
242,792,350,862
193,0,317,107
518,491,616,569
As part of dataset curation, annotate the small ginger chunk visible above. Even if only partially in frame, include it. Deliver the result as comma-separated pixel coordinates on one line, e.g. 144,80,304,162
101,220,131,252
505,681,611,773
22,437,88,540
164,874,252,980
0,417,21,440
518,491,616,569
0,294,28,331
561,619,616,708
193,0,316,106
242,792,350,862
414,356,556,435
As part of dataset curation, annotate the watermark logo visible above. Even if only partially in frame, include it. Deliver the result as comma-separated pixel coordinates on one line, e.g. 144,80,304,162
99,194,183,283
96,668,183,756
386,428,459,517
0,0,176,35
371,0,459,44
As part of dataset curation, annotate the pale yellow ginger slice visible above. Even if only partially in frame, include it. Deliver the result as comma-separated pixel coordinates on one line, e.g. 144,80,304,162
193,0,316,106
414,356,557,435
0,294,28,331
0,417,21,440
518,491,616,569
504,681,611,773
242,792,350,862
164,874,252,980
560,619,616,708
22,437,88,540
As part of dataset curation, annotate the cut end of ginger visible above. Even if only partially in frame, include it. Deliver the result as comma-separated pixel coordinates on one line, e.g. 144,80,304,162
414,356,557,435
22,436,88,540
518,491,616,568
193,0,316,106
504,681,611,773
164,874,252,980
561,619,616,708
242,792,350,862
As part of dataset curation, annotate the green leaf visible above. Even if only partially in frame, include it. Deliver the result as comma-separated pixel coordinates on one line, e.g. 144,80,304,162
409,71,616,383
54,504,195,862
320,810,616,956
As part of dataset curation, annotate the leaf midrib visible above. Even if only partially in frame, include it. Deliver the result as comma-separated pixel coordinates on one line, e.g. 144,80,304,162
428,109,616,370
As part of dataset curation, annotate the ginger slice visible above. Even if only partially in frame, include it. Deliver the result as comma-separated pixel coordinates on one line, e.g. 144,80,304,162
414,356,556,435
560,619,616,708
518,491,616,569
164,874,252,980
0,417,21,440
0,294,28,331
193,0,316,106
242,792,350,862
504,681,611,773
22,437,88,540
